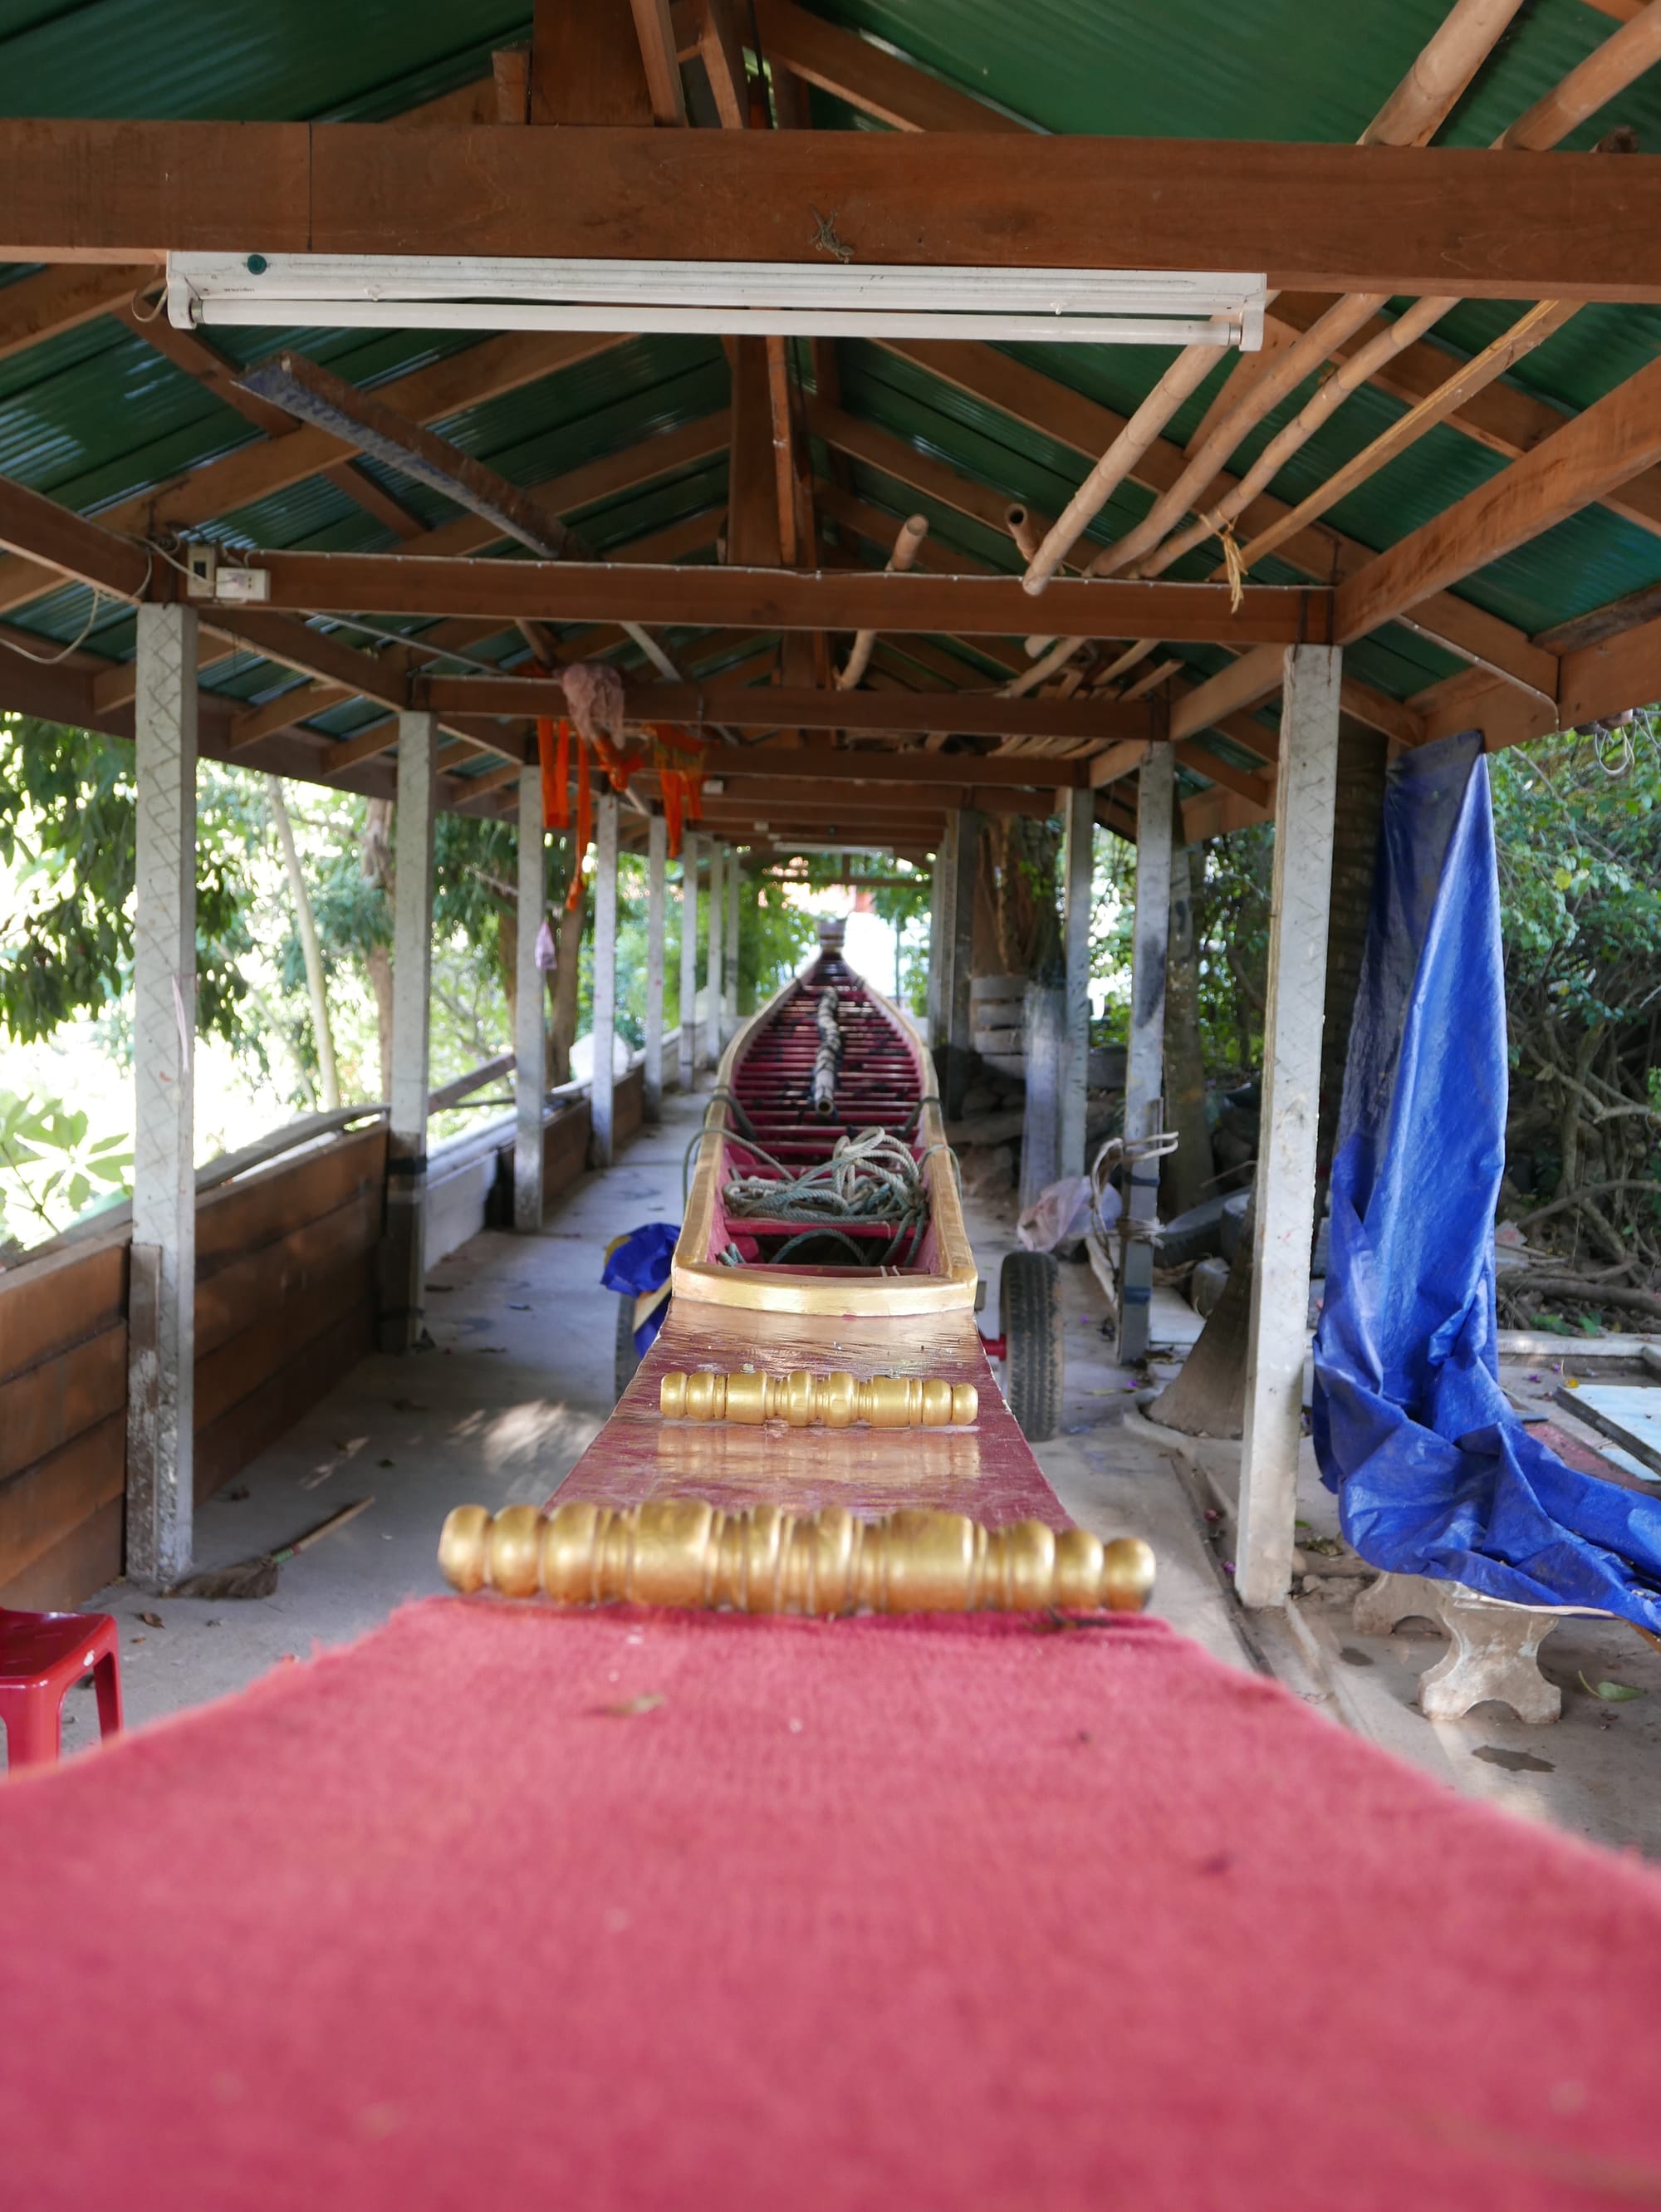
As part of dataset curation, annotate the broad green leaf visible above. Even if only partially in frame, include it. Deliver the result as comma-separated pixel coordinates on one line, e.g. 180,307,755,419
1580,1673,1645,1702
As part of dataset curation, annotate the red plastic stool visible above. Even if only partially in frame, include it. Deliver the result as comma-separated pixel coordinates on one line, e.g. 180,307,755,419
0,1608,123,1771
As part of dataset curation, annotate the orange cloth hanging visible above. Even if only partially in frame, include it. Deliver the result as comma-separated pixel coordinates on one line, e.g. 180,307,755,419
661,770,684,859
537,717,571,830
590,728,635,794
564,738,592,913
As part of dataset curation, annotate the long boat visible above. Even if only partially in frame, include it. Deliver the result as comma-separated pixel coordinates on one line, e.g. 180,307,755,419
514,929,1103,1552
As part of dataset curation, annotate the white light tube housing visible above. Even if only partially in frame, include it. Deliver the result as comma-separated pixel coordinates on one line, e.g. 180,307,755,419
167,253,1266,350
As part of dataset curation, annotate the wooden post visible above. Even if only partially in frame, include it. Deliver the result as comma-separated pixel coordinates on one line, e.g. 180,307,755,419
1114,746,1173,1366
1060,783,1095,1180
126,601,198,1591
591,790,619,1166
1237,645,1342,1610
513,764,546,1233
644,810,666,1121
941,808,980,1120
725,848,741,1035
706,842,725,1060
679,829,700,1087
379,711,436,1352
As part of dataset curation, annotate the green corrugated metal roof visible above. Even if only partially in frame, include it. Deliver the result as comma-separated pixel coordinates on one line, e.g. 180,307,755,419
2,0,1660,816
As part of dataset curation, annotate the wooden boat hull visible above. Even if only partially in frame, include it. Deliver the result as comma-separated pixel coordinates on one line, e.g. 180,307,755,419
673,961,977,1318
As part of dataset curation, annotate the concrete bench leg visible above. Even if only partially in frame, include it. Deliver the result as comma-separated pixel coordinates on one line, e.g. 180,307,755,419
1415,1590,1562,1724
1353,1572,1448,1636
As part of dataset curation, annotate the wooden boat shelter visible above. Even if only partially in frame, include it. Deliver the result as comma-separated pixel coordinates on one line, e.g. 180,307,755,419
6,0,1661,1621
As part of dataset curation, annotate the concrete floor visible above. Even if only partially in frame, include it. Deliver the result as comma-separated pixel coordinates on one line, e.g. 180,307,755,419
29,1079,1661,1868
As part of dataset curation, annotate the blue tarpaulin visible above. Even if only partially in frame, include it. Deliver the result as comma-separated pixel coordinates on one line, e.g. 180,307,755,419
1311,729,1661,1631
602,1222,680,1356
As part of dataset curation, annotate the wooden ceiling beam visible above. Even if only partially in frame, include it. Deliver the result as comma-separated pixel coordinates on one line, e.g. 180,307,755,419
418,675,1147,744
242,549,1328,643
1335,350,1661,644
753,0,1028,135
0,262,157,365
13,124,1661,300
0,329,626,618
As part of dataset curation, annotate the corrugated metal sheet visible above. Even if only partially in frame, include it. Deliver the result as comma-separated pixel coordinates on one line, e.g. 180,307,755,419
2,0,1660,802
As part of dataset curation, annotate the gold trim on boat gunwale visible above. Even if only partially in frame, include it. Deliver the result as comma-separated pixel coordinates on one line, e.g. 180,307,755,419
438,1498,1156,1616
672,975,978,1318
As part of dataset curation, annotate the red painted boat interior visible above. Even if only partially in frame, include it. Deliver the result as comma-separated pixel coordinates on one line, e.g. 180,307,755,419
705,951,943,1279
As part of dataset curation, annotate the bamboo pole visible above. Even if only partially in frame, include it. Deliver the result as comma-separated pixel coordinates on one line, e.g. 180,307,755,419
836,513,928,689
1232,299,1580,573
1013,0,1531,603
1014,0,1661,698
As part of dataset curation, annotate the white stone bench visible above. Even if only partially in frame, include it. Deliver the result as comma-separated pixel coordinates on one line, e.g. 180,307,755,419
1354,1572,1612,1725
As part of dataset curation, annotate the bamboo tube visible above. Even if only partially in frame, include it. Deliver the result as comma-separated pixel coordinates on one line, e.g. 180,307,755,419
1360,0,1531,147
1497,0,1661,151
1095,22,1661,601
1130,292,1467,585
1003,503,1049,562
1012,0,1532,608
837,513,928,689
1233,298,1580,574
1012,0,1644,682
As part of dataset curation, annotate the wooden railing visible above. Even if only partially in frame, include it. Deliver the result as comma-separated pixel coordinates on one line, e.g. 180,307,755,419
0,1037,678,1611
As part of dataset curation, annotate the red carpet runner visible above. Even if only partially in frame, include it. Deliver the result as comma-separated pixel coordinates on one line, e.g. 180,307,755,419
4,1599,1661,2208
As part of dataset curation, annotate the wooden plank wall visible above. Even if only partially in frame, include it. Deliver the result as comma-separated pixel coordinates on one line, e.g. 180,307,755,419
0,1073,644,1612
0,1125,387,1611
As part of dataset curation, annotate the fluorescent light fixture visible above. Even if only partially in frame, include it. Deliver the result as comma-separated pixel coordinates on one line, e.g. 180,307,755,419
167,253,1265,350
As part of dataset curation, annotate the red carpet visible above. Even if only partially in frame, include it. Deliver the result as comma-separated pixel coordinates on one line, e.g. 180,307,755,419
4,1600,1661,2208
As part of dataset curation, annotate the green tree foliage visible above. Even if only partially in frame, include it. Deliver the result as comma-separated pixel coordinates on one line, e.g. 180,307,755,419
1490,719,1661,1302
0,718,255,1050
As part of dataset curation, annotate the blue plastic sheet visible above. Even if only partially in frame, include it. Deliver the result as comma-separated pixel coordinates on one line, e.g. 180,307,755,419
1312,730,1661,1631
601,1222,681,1356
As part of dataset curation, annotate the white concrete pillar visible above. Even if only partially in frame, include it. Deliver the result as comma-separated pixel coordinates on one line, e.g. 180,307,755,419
379,712,436,1353
679,831,700,1089
590,790,619,1166
126,601,198,1591
941,808,979,1120
513,763,546,1234
644,812,666,1120
1060,783,1095,1180
1114,744,1174,1366
925,840,946,1049
724,849,741,1038
706,843,725,1065
1238,644,1343,1610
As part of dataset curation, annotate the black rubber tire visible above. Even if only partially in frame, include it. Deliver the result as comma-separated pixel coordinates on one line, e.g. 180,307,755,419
615,1292,643,1404
1157,1192,1237,1270
999,1251,1063,1443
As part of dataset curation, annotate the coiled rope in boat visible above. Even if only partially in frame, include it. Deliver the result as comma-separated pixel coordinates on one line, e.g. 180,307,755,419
724,1127,928,1232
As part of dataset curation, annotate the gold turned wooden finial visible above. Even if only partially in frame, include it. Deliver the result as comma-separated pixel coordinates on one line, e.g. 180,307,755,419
438,1499,1154,1616
659,1368,977,1428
